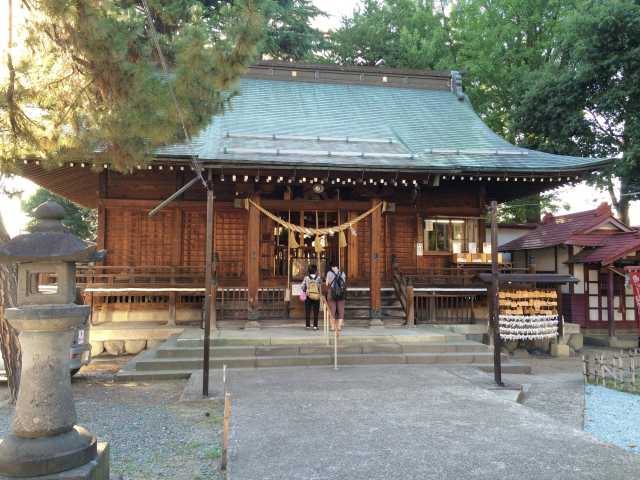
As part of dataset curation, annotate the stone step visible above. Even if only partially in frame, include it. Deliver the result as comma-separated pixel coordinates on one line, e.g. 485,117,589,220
131,351,503,371
114,360,531,382
155,341,489,359
176,333,467,348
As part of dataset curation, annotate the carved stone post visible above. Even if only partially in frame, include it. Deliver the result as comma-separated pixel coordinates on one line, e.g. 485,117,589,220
0,201,109,478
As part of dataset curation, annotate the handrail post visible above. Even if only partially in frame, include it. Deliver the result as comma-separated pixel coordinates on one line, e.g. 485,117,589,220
407,283,415,327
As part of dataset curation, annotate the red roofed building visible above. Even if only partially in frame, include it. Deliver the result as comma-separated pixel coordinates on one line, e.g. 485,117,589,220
500,204,640,346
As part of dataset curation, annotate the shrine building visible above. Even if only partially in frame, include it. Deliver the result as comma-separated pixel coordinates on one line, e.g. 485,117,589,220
17,62,612,343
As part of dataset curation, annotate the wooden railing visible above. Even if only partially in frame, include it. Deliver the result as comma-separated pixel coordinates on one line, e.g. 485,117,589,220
391,256,494,325
76,260,245,288
413,292,479,324
392,258,415,327
76,265,205,288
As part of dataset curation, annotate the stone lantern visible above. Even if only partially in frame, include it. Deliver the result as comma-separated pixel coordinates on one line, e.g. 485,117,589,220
0,200,108,478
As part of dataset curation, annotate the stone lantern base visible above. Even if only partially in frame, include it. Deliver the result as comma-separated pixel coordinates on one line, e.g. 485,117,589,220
0,443,109,480
0,426,97,477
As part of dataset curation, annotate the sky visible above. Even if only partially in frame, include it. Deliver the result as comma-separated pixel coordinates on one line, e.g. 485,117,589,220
0,0,638,237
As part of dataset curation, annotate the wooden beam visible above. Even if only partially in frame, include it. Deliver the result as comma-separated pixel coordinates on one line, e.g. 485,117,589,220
102,198,210,208
369,199,383,325
247,194,261,321
261,199,370,212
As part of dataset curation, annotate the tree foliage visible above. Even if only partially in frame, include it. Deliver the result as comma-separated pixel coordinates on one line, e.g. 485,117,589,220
329,0,576,213
261,0,327,61
1,0,265,172
328,0,453,69
450,0,580,141
513,0,640,223
497,193,568,224
22,188,97,240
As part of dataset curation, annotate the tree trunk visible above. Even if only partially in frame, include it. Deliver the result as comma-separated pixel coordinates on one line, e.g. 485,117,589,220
608,177,631,225
0,210,20,403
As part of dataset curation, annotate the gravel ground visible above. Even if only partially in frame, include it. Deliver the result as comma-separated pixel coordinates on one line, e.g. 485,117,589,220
0,359,224,480
585,384,640,453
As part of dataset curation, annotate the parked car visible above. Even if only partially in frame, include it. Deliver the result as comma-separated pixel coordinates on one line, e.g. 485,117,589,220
0,318,91,380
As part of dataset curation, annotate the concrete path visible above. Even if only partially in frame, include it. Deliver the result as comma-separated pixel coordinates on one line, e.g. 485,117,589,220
227,365,640,480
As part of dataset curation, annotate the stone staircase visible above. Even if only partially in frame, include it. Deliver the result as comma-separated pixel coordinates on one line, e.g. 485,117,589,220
116,327,530,381
342,287,406,325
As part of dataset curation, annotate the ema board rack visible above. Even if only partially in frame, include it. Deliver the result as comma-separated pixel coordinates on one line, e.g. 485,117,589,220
498,289,558,316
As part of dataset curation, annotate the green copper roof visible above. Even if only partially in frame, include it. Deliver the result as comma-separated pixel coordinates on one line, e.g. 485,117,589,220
155,76,609,174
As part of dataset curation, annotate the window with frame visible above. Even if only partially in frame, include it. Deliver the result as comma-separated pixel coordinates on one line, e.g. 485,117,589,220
424,218,478,253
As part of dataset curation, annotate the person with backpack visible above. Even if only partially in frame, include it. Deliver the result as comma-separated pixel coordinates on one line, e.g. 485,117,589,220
302,264,322,330
325,263,347,335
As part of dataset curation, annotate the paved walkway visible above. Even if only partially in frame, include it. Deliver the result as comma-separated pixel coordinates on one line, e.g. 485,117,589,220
227,364,640,480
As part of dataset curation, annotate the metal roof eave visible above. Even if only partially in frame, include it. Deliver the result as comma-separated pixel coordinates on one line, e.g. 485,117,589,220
149,154,614,176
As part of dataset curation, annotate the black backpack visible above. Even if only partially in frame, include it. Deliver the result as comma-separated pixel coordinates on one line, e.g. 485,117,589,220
330,271,347,301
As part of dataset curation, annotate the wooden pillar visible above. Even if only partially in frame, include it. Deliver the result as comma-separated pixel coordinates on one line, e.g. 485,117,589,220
489,200,503,386
172,208,183,266
347,211,359,279
203,174,215,397
246,194,261,326
607,268,616,340
96,202,106,252
556,285,564,338
568,246,575,295
97,170,108,255
168,292,177,327
369,200,383,326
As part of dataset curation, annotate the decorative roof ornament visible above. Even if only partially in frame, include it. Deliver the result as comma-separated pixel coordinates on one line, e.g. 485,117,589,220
451,70,464,101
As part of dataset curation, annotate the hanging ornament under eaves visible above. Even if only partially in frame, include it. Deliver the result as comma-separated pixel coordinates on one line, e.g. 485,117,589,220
313,235,325,254
339,230,348,248
288,230,299,249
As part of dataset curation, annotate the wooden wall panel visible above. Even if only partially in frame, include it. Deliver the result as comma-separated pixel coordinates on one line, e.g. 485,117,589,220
356,214,387,280
104,209,135,266
182,209,207,267
417,254,448,272
357,217,371,278
107,170,178,200
387,214,417,272
104,207,176,266
138,210,175,265
214,209,248,263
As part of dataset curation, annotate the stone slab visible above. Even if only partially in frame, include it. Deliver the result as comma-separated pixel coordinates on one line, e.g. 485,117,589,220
487,386,524,404
179,371,224,403
551,343,571,358
609,337,639,349
90,324,184,342
0,442,109,480
227,366,640,480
